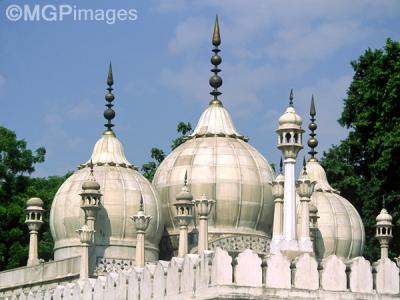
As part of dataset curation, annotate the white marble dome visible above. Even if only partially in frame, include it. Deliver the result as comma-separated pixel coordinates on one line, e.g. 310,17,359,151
50,132,164,261
153,101,275,249
304,160,365,259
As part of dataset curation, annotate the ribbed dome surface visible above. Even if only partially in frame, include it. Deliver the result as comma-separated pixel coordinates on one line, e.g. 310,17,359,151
304,160,365,259
153,102,275,244
50,133,164,261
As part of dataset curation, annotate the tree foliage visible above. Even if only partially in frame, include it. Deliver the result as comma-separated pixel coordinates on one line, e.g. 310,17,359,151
321,39,400,260
142,122,192,181
0,126,67,270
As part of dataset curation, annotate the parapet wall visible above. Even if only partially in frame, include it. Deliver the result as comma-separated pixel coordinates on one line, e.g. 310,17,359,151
0,256,80,297
1,249,399,299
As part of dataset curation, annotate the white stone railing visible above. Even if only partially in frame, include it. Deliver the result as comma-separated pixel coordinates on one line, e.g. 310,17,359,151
1,249,399,299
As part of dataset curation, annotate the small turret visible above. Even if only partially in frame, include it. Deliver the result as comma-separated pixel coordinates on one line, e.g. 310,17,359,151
25,197,44,266
375,199,393,259
174,171,194,257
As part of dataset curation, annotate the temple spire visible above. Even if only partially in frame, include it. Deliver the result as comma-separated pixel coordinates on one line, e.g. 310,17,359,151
104,63,116,136
308,95,318,161
209,15,223,106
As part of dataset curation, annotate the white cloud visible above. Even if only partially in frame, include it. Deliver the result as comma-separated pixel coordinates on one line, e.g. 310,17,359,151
267,20,371,62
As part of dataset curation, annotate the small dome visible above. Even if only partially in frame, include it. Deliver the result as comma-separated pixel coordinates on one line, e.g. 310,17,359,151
176,185,193,202
50,133,164,262
309,202,318,214
278,106,303,129
376,208,392,224
275,173,285,182
27,197,44,207
82,177,101,191
302,160,365,259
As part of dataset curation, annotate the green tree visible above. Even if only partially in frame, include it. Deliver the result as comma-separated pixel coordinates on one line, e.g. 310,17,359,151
142,122,192,181
321,39,400,260
0,126,67,269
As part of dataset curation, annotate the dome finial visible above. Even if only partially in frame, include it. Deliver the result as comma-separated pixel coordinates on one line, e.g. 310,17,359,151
279,157,283,174
308,95,318,161
289,89,294,107
104,62,116,136
139,195,144,212
382,195,386,209
209,15,223,106
303,156,307,172
89,159,94,175
184,170,188,186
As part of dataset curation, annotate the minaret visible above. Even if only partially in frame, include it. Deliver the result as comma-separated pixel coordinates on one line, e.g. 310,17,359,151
193,194,215,253
270,158,285,251
276,89,303,249
25,197,44,266
174,171,194,257
131,196,152,267
79,160,101,275
104,63,116,136
375,199,393,259
296,158,315,252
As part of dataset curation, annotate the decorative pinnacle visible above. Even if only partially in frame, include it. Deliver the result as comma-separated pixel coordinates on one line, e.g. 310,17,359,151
139,195,144,212
383,196,386,209
209,15,223,105
308,95,318,161
104,63,116,134
89,159,94,175
184,170,188,186
279,157,283,173
289,89,294,107
303,157,307,172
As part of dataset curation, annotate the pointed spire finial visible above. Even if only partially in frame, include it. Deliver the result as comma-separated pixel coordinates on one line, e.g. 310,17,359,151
308,95,318,161
303,156,307,172
310,94,316,116
212,15,221,46
289,89,294,107
279,157,283,173
104,62,116,135
139,195,144,212
209,15,223,106
107,62,114,86
382,196,386,209
184,170,188,186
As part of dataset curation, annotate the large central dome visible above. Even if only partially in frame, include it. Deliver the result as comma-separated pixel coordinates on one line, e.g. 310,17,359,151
153,17,275,253
153,103,275,252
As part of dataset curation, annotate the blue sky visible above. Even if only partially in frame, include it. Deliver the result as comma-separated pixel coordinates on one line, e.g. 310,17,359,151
0,0,399,177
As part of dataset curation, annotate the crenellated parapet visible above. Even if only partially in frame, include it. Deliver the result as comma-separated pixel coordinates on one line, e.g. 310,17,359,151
3,248,400,299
